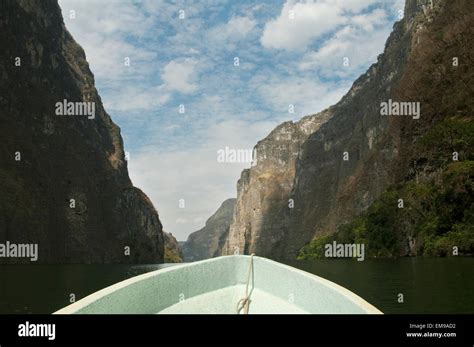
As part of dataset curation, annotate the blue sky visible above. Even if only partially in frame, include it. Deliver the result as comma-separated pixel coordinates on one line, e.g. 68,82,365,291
59,0,404,241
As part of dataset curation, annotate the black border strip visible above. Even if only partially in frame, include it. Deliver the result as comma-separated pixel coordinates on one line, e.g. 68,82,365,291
0,314,473,346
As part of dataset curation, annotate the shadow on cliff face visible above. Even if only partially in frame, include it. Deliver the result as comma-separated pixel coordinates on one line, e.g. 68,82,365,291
258,4,412,260
0,0,164,263
260,0,474,260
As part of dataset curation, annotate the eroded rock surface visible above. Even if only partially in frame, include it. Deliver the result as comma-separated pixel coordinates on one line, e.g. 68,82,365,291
0,0,164,263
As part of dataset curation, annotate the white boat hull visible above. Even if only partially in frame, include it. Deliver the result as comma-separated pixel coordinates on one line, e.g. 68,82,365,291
55,255,382,314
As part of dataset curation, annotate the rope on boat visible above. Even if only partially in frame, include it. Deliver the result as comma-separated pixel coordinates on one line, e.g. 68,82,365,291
236,253,255,314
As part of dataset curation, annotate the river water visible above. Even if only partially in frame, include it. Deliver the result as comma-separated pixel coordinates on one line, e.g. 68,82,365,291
284,257,474,314
0,258,472,314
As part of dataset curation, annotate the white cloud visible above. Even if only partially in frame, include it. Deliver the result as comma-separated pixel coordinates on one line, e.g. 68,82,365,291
298,8,391,78
260,0,388,52
208,16,257,42
103,85,170,113
79,37,157,86
254,75,350,117
59,0,157,85
175,218,188,225
351,8,387,31
161,58,199,94
227,16,257,38
261,1,347,51
337,0,380,13
60,0,154,36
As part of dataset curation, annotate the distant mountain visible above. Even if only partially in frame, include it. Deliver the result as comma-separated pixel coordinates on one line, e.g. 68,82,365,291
0,0,164,263
221,0,474,259
182,199,236,261
163,232,183,263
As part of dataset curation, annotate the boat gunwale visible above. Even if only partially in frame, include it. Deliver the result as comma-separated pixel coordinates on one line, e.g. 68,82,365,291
54,255,382,314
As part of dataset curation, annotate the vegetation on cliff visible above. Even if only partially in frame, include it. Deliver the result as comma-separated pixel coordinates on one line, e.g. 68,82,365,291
299,117,474,259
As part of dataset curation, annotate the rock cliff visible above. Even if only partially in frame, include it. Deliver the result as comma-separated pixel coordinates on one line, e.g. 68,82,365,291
0,0,164,263
163,232,182,263
222,0,473,259
183,199,236,261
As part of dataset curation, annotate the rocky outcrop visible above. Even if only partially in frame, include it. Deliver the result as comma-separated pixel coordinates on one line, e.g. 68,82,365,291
222,114,332,257
163,232,182,263
0,0,164,263
222,0,473,259
183,199,236,261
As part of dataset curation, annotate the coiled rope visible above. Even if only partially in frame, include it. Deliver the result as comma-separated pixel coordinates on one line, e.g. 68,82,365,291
236,253,255,314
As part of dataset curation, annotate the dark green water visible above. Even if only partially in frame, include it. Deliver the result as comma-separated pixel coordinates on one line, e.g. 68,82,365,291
0,264,162,314
284,257,474,314
0,258,473,314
